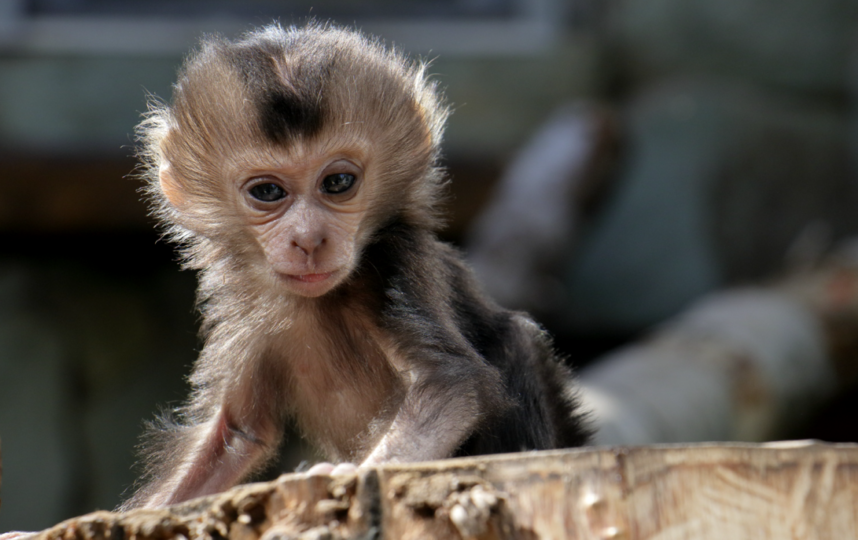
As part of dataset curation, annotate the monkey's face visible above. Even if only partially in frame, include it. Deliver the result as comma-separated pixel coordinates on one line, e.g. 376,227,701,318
149,25,449,293
235,142,373,298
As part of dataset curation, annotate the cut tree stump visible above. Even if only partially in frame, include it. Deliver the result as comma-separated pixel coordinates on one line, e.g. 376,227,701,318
13,441,858,540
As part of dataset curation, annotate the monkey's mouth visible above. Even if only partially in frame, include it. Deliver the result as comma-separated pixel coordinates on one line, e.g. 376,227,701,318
287,272,334,284
280,271,341,298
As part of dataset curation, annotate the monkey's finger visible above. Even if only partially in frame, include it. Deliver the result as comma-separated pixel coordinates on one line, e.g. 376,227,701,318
305,462,336,475
330,462,357,475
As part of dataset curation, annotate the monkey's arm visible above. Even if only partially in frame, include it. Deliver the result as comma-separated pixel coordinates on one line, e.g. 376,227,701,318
124,389,282,509
359,231,510,465
361,341,507,466
361,344,504,466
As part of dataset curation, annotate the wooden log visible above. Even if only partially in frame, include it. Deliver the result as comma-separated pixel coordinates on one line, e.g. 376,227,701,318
19,441,858,540
581,254,858,446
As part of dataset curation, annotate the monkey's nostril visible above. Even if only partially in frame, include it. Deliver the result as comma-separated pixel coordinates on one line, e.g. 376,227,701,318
292,236,325,255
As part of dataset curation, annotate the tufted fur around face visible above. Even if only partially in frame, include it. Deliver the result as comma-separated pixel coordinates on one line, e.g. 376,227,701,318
137,23,449,270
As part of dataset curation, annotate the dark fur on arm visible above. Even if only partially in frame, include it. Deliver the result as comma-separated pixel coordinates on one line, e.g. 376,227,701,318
354,220,590,457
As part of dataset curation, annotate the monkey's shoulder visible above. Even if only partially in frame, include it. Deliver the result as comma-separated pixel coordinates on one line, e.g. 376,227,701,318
355,223,551,358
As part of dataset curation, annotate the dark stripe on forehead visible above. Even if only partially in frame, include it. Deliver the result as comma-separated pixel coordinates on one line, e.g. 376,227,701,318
226,41,325,143
261,85,323,143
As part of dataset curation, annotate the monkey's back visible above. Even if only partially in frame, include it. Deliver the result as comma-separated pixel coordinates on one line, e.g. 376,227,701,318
447,256,591,455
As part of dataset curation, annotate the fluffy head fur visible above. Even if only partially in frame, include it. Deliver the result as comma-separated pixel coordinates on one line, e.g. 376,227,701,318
137,23,449,271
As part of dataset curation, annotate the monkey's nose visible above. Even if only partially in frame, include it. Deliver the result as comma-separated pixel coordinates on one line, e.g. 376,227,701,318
292,236,326,256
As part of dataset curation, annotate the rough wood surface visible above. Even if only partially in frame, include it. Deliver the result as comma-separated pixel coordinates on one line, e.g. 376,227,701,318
19,441,858,540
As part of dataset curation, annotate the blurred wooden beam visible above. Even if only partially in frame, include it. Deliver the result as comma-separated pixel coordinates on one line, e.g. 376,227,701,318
581,251,858,446
0,157,147,232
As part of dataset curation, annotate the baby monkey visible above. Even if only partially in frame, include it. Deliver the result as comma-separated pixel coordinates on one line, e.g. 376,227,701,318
126,23,588,509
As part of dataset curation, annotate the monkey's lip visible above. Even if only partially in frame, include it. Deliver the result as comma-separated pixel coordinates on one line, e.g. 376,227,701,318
285,272,335,284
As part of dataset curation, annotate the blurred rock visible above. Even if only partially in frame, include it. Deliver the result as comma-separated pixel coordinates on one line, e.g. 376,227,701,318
466,103,620,316
564,77,857,333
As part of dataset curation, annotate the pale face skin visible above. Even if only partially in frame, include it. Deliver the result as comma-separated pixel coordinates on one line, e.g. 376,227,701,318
237,149,370,298
161,139,376,299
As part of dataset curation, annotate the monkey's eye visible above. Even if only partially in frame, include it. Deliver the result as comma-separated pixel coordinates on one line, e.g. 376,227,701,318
320,173,356,195
249,182,287,202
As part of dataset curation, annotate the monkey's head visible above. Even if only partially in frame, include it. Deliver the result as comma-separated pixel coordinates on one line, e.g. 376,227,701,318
138,24,448,298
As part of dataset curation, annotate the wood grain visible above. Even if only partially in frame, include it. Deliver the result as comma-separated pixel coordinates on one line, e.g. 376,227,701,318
12,441,858,540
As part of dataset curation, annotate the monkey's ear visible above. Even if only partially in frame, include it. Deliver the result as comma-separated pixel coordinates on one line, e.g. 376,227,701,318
158,161,186,209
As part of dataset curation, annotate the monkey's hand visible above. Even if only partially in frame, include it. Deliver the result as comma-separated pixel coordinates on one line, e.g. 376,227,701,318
305,462,358,476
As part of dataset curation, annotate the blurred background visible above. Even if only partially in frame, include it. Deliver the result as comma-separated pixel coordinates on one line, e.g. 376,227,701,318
1,0,857,530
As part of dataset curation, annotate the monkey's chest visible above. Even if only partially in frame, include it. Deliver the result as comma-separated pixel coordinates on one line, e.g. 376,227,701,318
281,329,403,460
